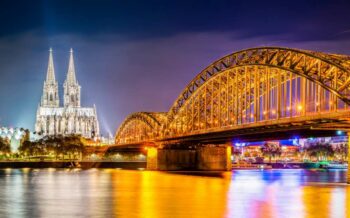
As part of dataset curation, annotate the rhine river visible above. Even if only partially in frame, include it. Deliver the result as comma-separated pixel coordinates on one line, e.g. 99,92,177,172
0,168,348,217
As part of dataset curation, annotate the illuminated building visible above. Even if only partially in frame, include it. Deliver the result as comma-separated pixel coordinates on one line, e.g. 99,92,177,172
35,48,100,139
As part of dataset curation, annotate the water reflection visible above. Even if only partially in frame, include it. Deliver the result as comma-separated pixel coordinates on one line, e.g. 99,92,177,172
0,169,348,217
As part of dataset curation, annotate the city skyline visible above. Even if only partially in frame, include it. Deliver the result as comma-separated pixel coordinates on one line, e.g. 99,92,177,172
0,1,349,217
1,1,350,136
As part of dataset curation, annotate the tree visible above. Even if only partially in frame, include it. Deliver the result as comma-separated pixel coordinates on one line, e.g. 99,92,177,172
261,143,282,163
232,147,242,160
0,137,11,155
305,142,334,161
62,135,85,160
333,144,348,162
18,134,85,160
232,147,241,162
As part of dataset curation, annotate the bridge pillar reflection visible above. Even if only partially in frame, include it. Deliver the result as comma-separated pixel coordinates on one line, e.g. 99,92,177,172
146,144,232,171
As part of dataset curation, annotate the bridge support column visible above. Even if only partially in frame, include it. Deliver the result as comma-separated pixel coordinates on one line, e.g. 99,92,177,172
348,132,350,184
146,147,158,170
157,149,196,170
196,145,232,170
146,144,232,171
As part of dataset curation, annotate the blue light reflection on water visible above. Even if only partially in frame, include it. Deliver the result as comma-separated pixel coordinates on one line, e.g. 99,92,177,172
0,168,348,218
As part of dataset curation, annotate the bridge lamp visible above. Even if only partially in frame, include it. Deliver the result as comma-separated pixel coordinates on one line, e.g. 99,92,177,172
297,104,303,111
336,130,343,136
286,107,291,111
272,110,276,115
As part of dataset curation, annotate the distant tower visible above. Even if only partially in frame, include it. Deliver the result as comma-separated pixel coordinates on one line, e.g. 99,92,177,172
41,48,59,107
63,48,81,107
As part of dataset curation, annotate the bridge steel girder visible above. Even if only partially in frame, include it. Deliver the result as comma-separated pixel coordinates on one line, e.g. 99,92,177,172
115,47,350,147
167,47,350,122
165,47,350,139
115,112,166,145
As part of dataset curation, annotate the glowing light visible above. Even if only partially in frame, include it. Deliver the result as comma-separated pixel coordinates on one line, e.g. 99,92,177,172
297,104,303,111
48,168,56,172
21,168,30,173
147,147,158,158
336,130,343,135
235,143,246,147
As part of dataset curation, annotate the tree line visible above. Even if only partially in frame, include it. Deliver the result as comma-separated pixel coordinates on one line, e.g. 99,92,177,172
19,135,85,160
260,142,348,163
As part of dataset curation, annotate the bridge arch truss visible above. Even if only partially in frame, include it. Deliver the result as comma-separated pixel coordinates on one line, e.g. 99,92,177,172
116,47,350,144
166,47,350,137
115,112,167,144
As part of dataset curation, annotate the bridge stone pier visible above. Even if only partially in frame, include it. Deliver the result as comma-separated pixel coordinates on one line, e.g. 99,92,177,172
146,145,232,171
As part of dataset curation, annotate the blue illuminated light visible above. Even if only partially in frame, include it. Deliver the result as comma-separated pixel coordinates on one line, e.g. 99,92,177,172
234,143,246,147
336,130,343,135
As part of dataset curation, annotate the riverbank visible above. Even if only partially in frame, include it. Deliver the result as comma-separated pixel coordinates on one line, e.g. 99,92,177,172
232,162,349,169
0,161,346,170
0,161,146,169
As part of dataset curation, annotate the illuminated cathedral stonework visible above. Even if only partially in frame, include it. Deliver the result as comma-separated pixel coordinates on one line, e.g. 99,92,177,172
35,48,100,138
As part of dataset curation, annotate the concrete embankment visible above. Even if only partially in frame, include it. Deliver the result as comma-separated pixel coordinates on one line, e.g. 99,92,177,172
0,161,146,169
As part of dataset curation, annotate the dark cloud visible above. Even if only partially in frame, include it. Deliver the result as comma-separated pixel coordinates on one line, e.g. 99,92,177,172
1,0,350,41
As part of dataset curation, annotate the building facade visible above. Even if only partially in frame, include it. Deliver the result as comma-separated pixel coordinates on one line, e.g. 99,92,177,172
35,48,100,139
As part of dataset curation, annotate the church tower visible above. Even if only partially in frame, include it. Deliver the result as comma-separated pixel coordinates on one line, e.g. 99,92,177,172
41,48,59,107
36,47,100,138
63,48,81,107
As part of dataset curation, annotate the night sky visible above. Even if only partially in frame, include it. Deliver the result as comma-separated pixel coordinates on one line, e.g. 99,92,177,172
1,0,350,136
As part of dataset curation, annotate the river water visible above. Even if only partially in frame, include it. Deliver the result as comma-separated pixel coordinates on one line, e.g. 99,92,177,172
0,168,348,218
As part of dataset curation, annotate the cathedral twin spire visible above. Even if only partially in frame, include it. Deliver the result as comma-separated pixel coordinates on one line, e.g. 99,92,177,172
41,48,81,108
66,48,77,85
46,48,56,83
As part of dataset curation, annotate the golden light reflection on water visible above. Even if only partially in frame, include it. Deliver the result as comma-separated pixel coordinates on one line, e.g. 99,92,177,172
111,171,231,218
0,169,349,217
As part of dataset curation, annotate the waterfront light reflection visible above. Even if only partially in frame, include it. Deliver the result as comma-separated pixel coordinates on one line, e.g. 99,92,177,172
0,169,348,217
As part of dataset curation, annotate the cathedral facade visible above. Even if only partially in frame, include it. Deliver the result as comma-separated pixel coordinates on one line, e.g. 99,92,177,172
35,48,100,139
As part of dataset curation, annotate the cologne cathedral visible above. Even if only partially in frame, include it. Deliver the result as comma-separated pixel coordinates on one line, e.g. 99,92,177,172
35,48,100,139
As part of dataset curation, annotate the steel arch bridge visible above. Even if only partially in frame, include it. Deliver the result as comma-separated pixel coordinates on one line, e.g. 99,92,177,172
115,112,167,145
115,47,350,146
